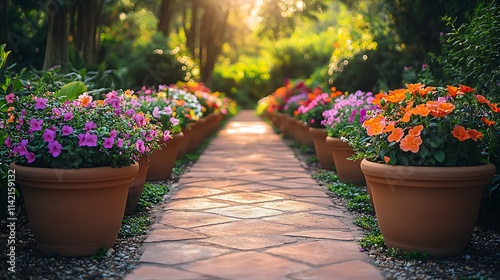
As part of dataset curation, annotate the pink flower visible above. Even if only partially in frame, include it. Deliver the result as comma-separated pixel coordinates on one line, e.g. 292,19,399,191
52,108,62,116
85,121,97,132
170,117,179,126
135,139,145,153
117,138,124,148
63,112,73,121
6,93,15,104
125,109,135,116
29,118,43,131
42,129,56,142
146,130,158,141
48,141,62,157
35,97,48,109
25,152,35,163
61,125,73,136
163,130,171,141
78,133,98,147
4,137,12,148
164,106,173,115
133,114,146,126
152,106,161,118
103,137,114,149
109,130,117,138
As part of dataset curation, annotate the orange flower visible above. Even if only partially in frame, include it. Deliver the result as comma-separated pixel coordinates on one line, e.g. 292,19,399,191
451,125,470,141
468,129,483,141
446,85,462,98
418,86,435,97
399,134,423,153
489,103,500,113
7,114,14,123
384,156,391,163
408,125,423,137
411,104,431,117
481,117,496,127
371,93,387,106
383,121,396,133
388,127,404,142
428,102,455,117
405,83,423,94
401,111,412,122
475,94,490,104
78,95,92,107
363,115,386,136
385,89,407,103
459,84,474,93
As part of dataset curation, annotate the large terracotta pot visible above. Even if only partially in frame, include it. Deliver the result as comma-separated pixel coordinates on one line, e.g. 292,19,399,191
309,127,334,169
278,113,294,138
11,162,139,257
125,157,150,215
295,120,314,146
326,136,364,185
147,133,184,181
361,159,495,256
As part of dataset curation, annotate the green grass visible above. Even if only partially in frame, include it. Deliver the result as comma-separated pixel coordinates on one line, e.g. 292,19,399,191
119,214,151,237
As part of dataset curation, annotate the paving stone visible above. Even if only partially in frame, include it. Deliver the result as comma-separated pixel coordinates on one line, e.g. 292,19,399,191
183,251,310,280
159,211,239,228
145,228,207,242
170,187,226,199
124,265,210,280
266,240,366,266
284,230,355,241
289,260,385,280
164,198,232,210
193,220,297,237
182,179,249,189
272,188,330,197
295,196,335,205
205,205,283,219
263,212,346,229
255,200,328,212
202,235,296,250
222,184,282,192
209,192,284,204
140,243,231,265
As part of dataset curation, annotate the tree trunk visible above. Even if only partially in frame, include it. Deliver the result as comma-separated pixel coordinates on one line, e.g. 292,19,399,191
0,0,10,49
158,0,175,36
72,0,103,65
43,1,68,70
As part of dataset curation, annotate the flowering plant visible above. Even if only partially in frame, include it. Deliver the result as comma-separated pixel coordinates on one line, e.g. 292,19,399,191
177,81,222,116
283,93,307,117
298,87,343,128
348,83,499,166
322,90,377,137
2,92,162,168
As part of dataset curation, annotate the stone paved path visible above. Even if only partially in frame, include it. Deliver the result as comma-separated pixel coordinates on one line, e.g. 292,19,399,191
125,110,384,280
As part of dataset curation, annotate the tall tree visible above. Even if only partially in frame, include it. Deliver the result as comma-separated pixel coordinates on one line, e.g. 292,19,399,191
43,1,69,69
70,0,105,65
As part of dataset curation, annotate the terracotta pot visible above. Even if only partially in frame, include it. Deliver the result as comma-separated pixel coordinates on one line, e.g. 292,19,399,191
309,127,335,169
176,127,191,159
11,162,138,257
361,159,495,256
278,113,294,138
147,133,184,181
186,118,206,153
295,120,314,146
326,136,364,185
125,157,150,215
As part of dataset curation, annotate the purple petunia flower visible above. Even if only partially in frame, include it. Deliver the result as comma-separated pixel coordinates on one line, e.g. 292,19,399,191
152,106,161,118
6,93,15,104
29,118,43,131
78,133,98,147
135,139,145,153
4,137,12,148
163,130,171,141
48,140,62,157
42,129,56,142
117,138,124,148
63,112,73,121
170,117,179,126
103,137,114,149
35,97,48,109
109,129,117,138
163,106,173,115
25,152,35,163
85,121,97,132
61,125,73,136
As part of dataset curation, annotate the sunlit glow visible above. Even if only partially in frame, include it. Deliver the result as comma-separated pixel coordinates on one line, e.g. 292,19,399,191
226,122,267,134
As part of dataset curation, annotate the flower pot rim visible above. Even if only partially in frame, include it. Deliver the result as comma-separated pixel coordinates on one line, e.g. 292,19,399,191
360,158,495,181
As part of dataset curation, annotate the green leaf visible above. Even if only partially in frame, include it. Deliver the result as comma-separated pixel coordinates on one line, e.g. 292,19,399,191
401,154,410,166
433,150,446,163
55,81,87,101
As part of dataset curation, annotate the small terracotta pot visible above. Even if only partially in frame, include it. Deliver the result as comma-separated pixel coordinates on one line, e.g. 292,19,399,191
125,157,150,215
176,127,191,159
147,133,184,181
309,127,335,169
186,118,207,153
361,159,495,256
326,136,364,185
295,120,314,146
11,162,138,257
